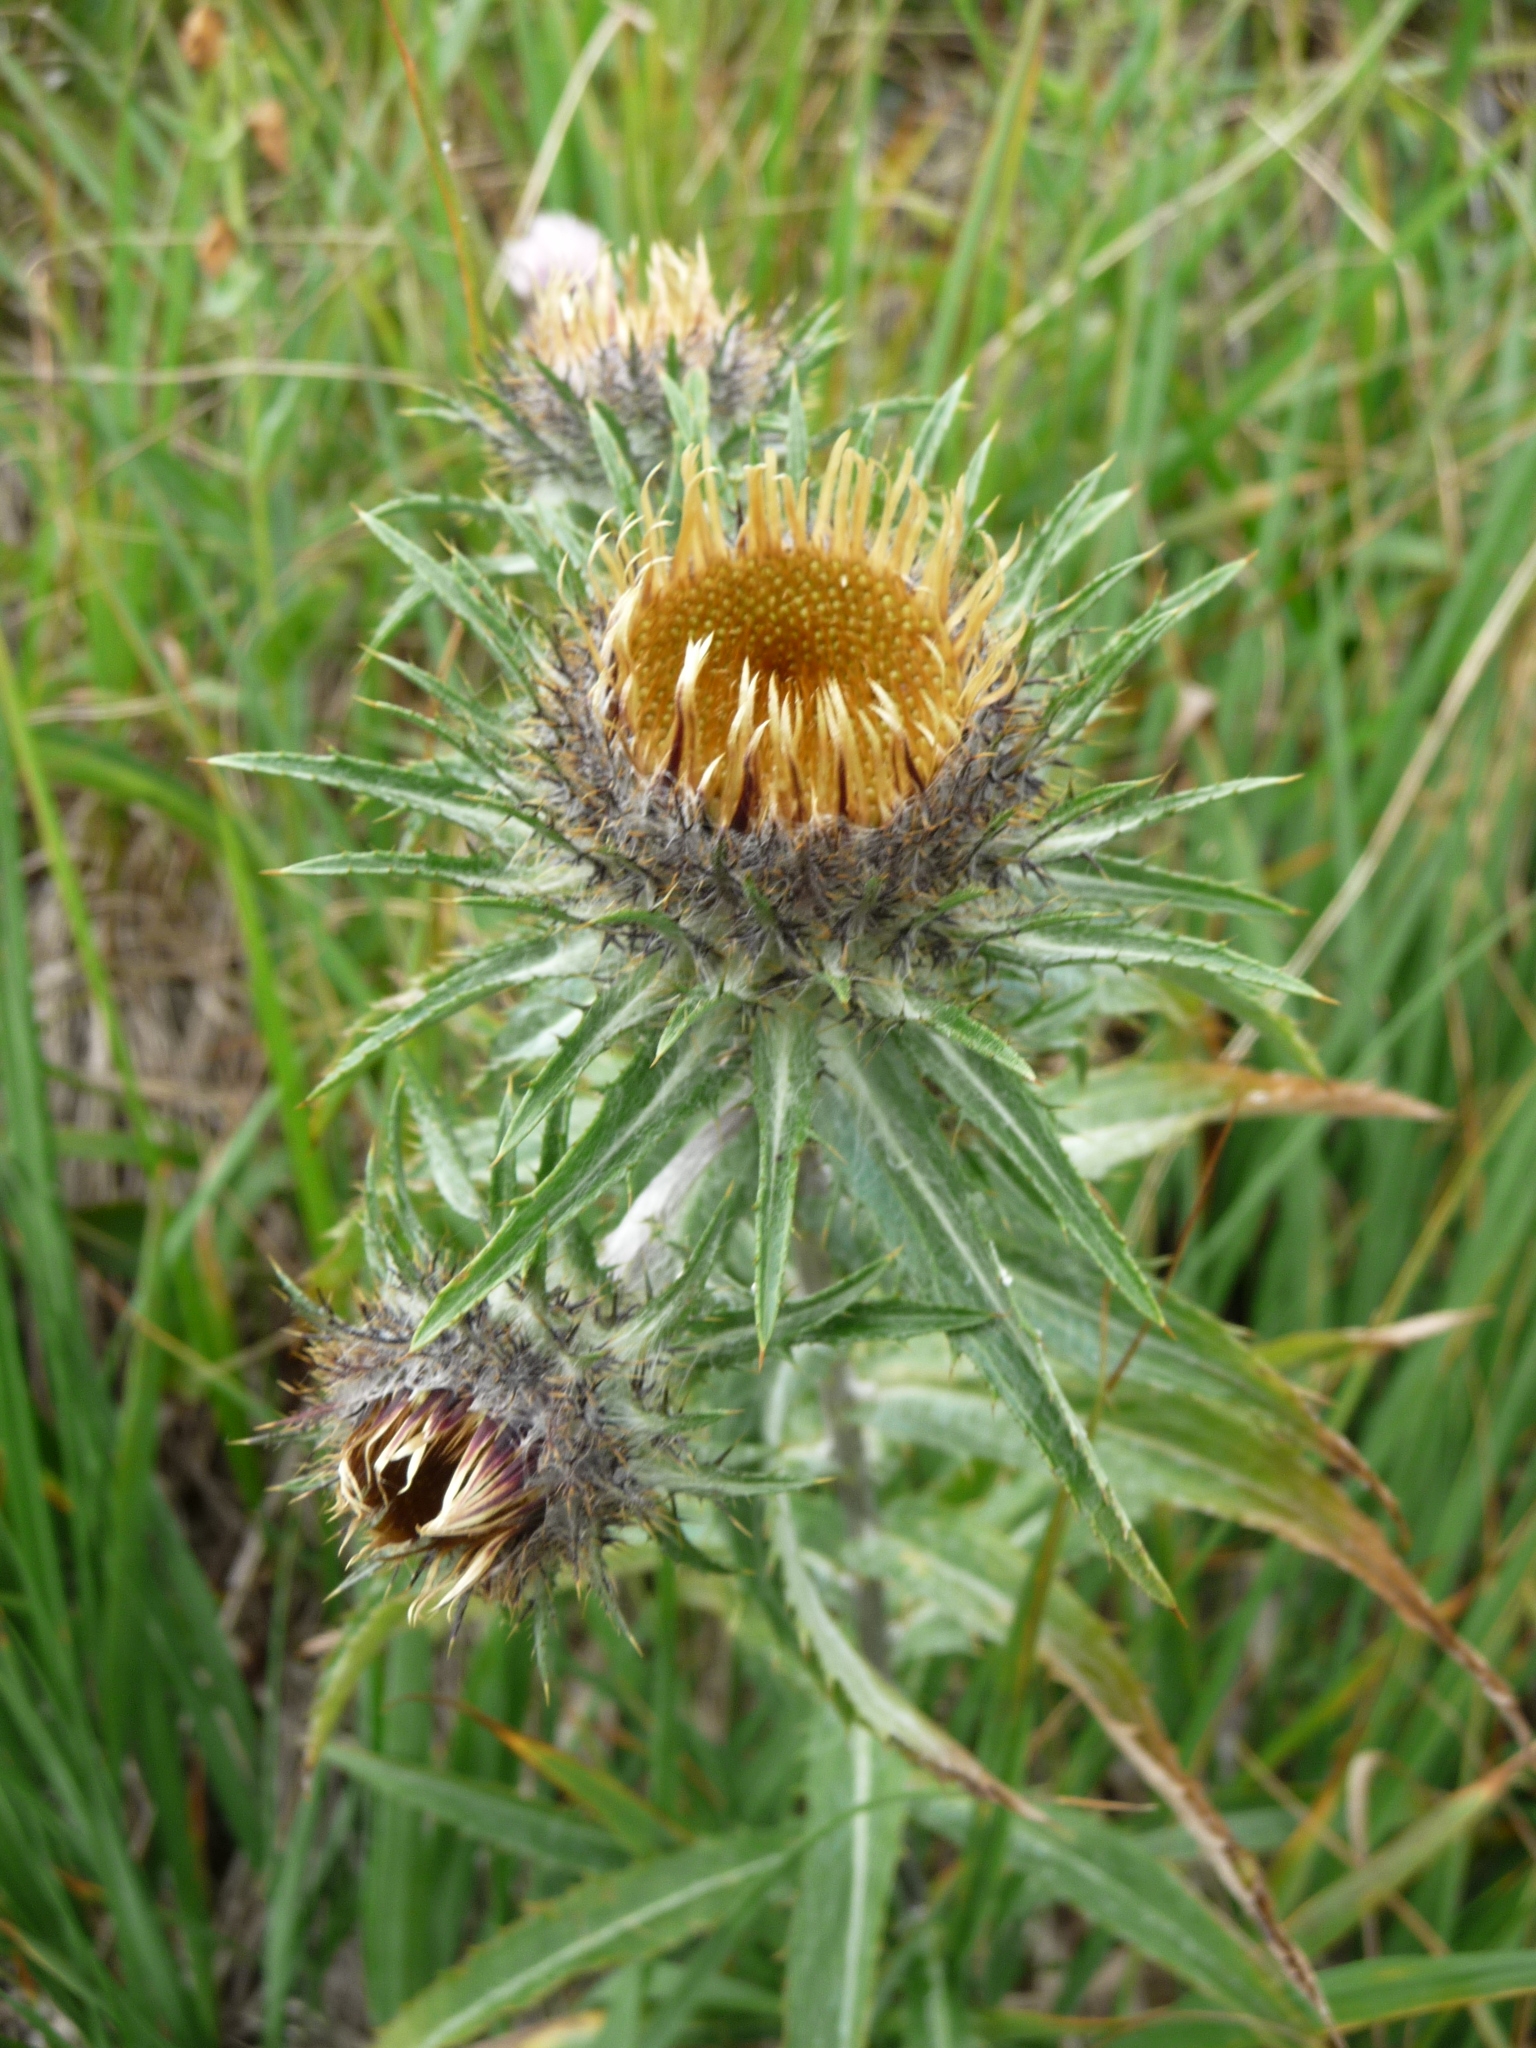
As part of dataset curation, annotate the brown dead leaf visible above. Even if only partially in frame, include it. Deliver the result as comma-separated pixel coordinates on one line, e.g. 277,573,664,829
1042,1582,1346,2045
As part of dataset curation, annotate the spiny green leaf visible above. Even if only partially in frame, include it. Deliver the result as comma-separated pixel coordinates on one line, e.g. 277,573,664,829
279,849,573,908
497,954,668,1160
213,750,519,840
1048,558,1248,744
587,401,641,522
1002,460,1128,621
907,1023,1162,1324
904,998,1035,1083
1031,776,1291,860
317,931,601,1096
819,1033,1170,1604
1027,549,1156,666
752,1004,820,1357
413,1010,736,1345
403,1065,486,1225
988,915,1318,1003
356,506,532,678
1053,853,1294,920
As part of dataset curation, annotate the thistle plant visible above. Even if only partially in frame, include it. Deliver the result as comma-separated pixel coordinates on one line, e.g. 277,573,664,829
472,236,830,492
223,253,1530,2044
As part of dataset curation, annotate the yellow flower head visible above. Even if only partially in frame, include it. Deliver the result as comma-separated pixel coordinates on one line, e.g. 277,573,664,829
531,435,1037,979
595,435,1016,831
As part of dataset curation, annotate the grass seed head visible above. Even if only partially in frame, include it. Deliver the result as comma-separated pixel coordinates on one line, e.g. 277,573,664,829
289,1284,672,1623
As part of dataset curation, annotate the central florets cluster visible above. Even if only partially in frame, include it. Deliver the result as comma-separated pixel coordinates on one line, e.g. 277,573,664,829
598,439,1014,831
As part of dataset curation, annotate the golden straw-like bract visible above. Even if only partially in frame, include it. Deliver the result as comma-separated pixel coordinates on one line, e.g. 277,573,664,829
593,437,1017,831
522,240,742,395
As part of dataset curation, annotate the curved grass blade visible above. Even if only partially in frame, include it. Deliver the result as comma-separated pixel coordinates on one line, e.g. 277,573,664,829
1038,1581,1341,2040
324,1740,626,1872
771,1493,1045,1821
1320,1951,1536,2029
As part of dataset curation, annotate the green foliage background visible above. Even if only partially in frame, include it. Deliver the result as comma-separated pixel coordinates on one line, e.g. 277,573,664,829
4,2,1536,2043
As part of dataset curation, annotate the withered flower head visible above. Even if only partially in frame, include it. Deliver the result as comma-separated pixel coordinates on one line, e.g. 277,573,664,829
533,435,1039,978
483,238,792,487
290,1285,669,1621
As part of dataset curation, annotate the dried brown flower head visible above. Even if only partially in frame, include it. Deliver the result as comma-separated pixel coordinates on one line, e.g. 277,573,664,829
179,4,226,69
291,1286,670,1620
247,98,291,175
530,437,1038,977
483,238,791,486
195,215,238,280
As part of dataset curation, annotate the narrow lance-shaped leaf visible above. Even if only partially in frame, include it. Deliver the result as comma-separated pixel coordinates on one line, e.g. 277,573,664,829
374,1828,801,2048
752,1003,820,1357
280,848,574,908
916,1797,1305,2030
1286,1742,1535,1954
1050,1059,1442,1180
403,1064,486,1225
1027,548,1156,666
908,1023,1161,1324
784,1705,907,2048
1028,775,1291,860
356,505,534,678
414,1008,737,1345
899,995,1034,1082
1320,1953,1536,2030
1000,459,1128,623
988,914,1319,1003
1054,853,1294,920
821,1031,1171,1604
1048,558,1247,745
908,372,969,484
